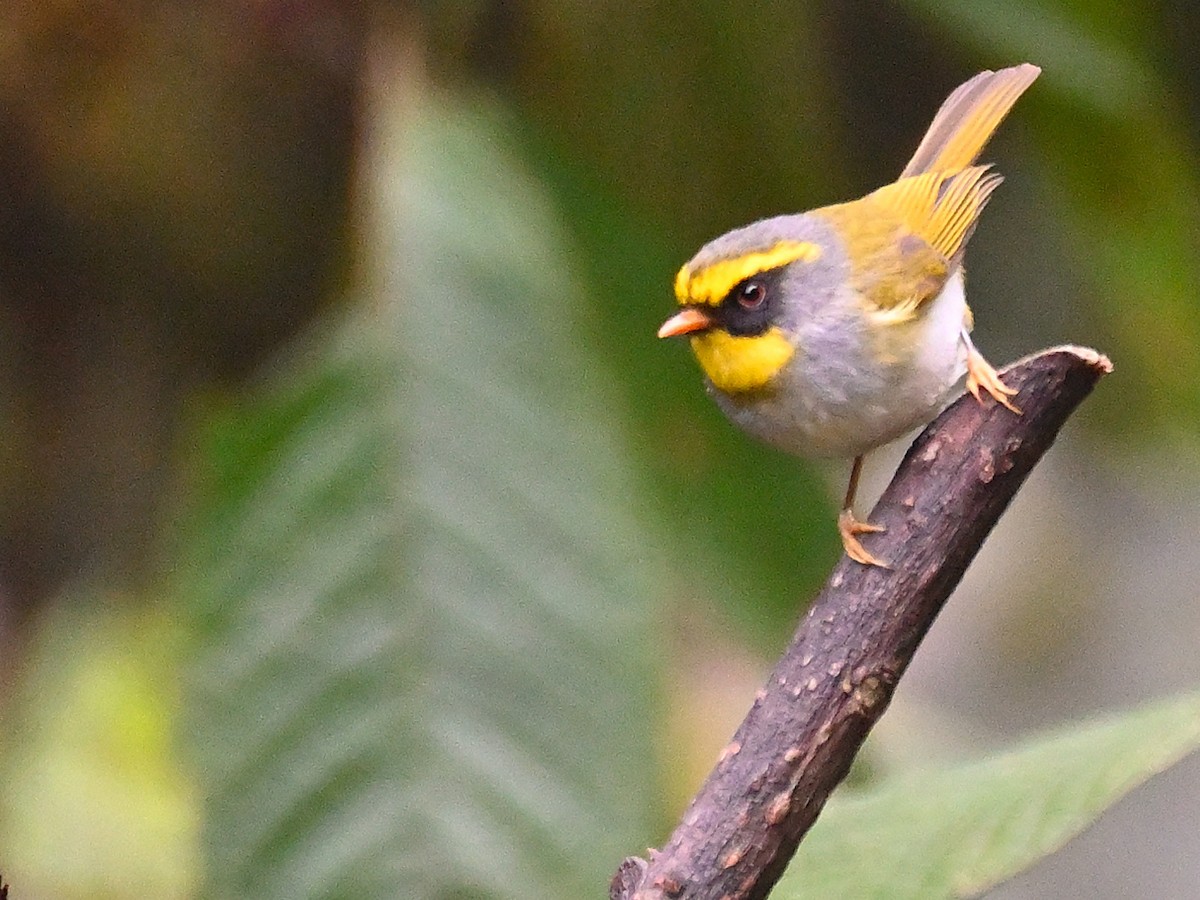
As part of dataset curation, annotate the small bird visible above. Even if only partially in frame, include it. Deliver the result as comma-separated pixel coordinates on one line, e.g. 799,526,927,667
658,64,1039,567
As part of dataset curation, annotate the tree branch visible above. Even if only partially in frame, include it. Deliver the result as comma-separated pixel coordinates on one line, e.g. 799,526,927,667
612,345,1113,900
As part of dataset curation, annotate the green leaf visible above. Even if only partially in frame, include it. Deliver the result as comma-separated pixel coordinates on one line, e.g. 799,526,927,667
777,691,1200,899
178,87,659,898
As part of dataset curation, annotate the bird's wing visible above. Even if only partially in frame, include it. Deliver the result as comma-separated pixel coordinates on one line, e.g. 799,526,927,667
870,165,1004,267
815,166,1001,320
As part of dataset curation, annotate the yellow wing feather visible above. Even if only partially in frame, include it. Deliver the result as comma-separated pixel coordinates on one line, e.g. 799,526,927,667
868,166,1004,263
900,64,1040,178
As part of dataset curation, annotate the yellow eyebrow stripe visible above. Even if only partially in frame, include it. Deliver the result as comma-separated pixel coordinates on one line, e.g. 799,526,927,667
674,240,821,306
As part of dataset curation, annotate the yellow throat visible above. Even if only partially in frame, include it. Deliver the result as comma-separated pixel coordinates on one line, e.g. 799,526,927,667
688,328,795,394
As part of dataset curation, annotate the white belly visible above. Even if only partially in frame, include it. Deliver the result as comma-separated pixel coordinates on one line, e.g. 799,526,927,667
713,272,970,459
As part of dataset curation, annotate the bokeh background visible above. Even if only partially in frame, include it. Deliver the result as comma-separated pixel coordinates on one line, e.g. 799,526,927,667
1,1,1199,897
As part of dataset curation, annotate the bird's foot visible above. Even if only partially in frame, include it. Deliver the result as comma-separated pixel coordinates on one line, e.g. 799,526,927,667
965,347,1021,414
837,509,889,569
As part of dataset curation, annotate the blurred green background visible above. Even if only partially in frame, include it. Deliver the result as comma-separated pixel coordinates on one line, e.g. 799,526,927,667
1,1,1199,897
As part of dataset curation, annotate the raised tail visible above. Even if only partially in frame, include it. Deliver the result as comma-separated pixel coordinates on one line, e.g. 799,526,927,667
900,63,1040,178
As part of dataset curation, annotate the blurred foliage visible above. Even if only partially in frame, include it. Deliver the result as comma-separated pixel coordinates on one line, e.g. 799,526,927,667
2,0,1200,898
177,90,658,897
0,0,366,608
0,600,197,898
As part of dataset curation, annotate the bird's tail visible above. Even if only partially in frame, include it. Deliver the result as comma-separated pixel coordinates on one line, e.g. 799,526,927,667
900,63,1040,178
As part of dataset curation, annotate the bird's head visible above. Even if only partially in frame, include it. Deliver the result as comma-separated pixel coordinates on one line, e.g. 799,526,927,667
660,216,837,394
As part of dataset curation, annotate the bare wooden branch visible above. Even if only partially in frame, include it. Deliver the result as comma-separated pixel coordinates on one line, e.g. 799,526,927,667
613,346,1112,900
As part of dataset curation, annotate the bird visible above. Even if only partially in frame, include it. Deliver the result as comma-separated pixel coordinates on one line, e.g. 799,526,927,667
658,64,1039,567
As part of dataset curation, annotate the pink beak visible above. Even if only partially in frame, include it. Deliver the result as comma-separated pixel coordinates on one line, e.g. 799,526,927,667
657,307,713,338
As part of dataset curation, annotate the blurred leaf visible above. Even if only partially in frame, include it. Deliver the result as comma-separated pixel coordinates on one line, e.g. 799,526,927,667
178,82,659,897
0,600,198,899
778,690,1200,899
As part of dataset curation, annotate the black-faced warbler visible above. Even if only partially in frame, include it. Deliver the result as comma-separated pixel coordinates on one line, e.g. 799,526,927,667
659,64,1039,567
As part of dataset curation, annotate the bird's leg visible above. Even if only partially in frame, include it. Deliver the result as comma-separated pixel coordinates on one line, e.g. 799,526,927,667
837,454,888,568
961,328,1021,413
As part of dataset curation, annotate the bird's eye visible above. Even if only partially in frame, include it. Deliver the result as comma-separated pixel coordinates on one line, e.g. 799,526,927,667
737,281,766,309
